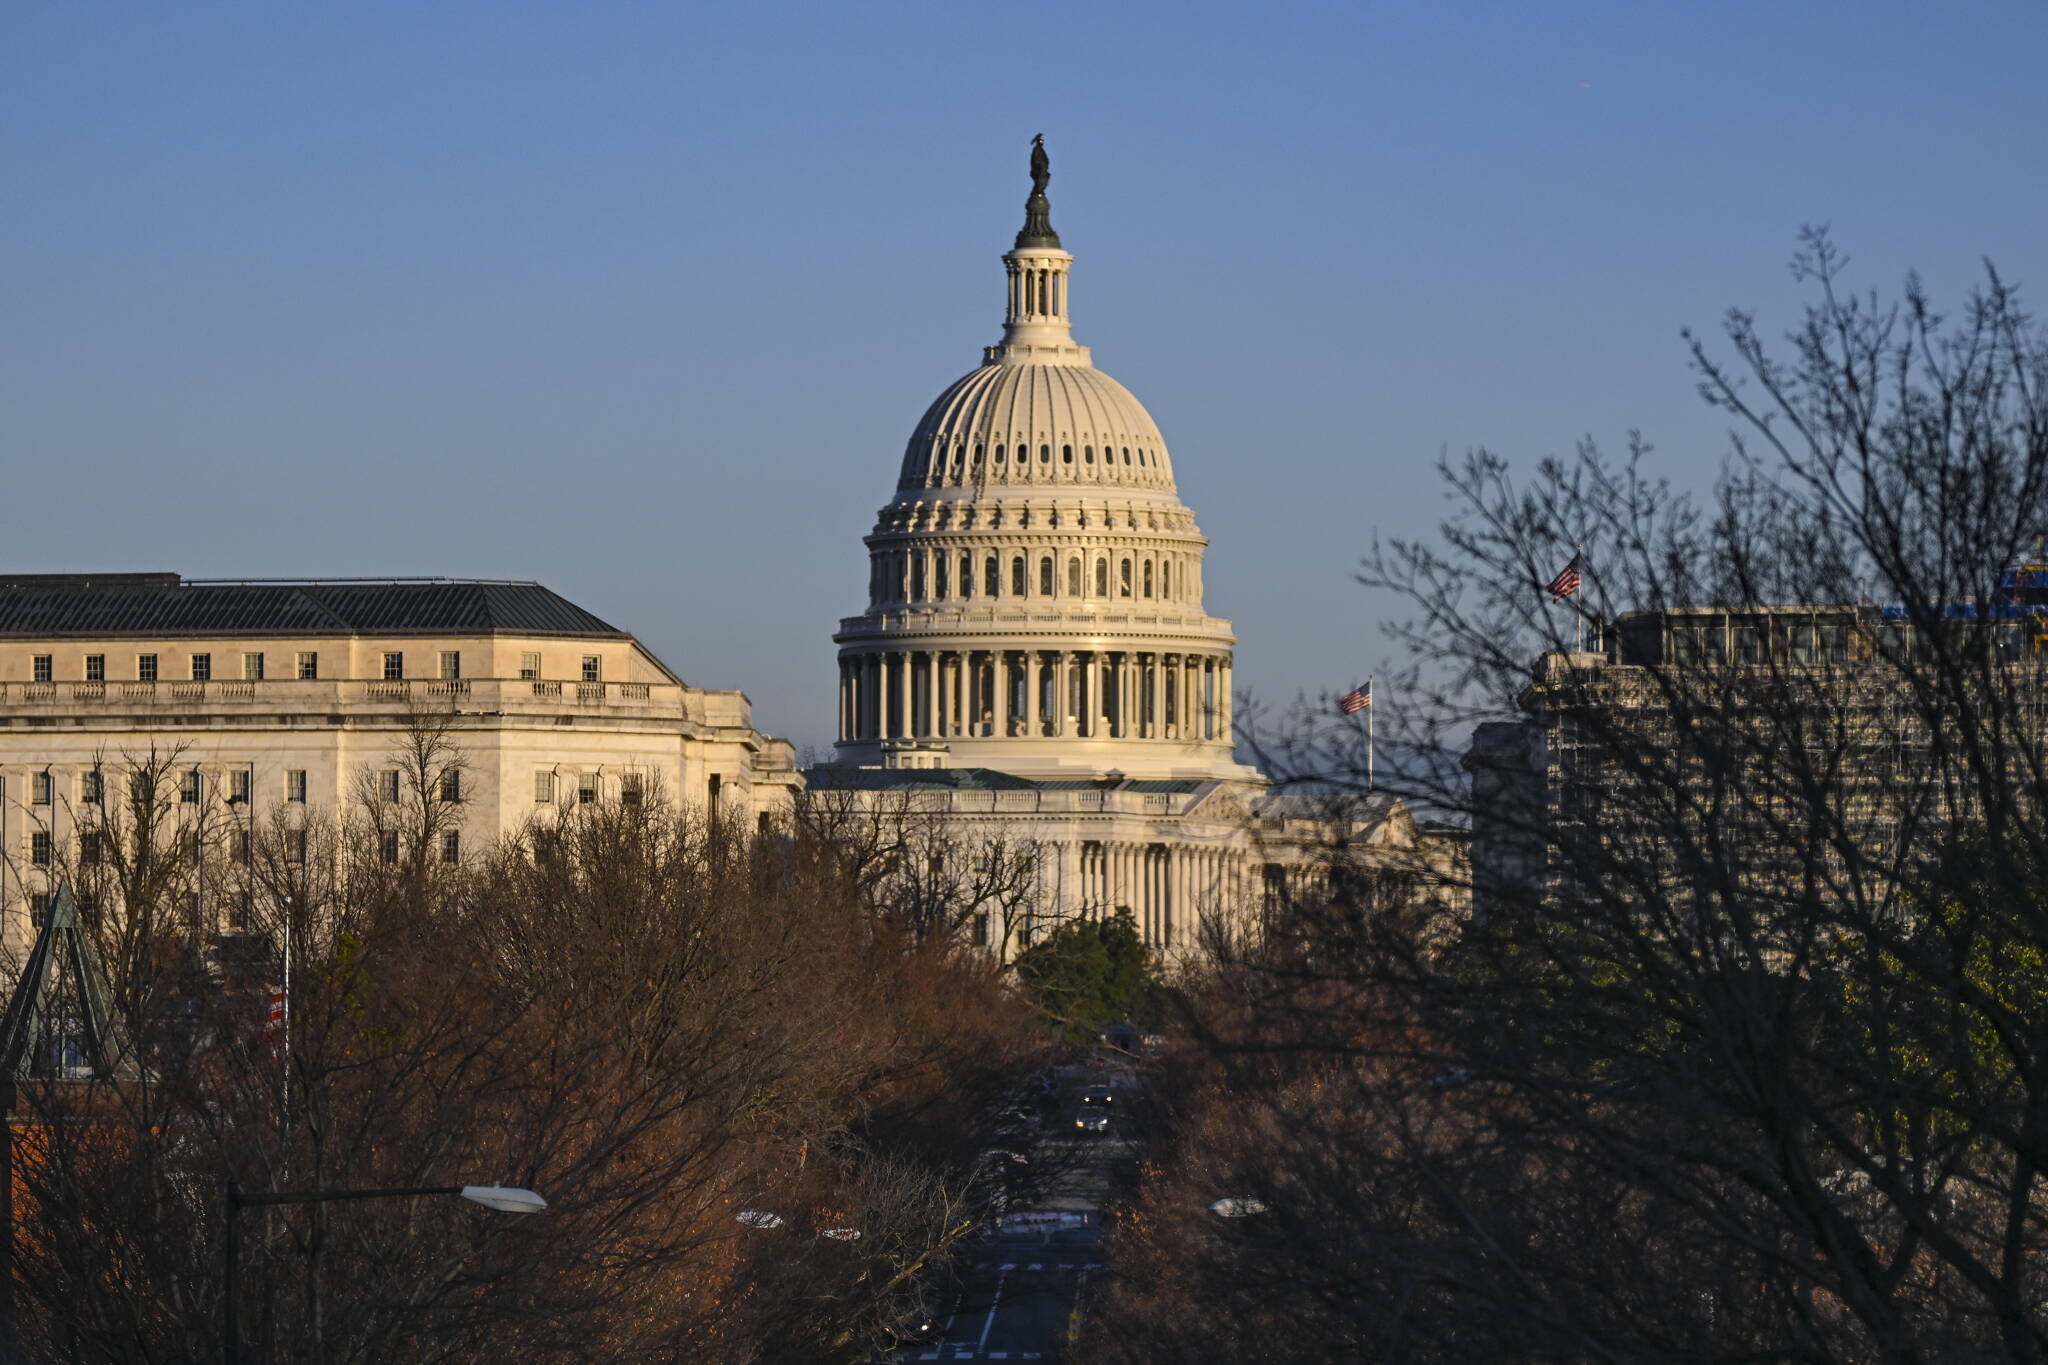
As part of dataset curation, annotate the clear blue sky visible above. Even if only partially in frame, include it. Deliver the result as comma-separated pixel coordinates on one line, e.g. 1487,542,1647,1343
5,1,2044,756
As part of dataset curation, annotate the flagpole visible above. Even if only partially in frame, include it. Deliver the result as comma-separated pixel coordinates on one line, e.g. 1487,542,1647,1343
1573,545,1583,653
1367,677,1375,793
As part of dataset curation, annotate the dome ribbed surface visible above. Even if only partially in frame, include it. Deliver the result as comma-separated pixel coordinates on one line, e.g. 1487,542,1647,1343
897,362,1177,493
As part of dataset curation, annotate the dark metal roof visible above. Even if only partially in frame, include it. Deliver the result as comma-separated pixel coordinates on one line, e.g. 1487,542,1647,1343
0,575,626,639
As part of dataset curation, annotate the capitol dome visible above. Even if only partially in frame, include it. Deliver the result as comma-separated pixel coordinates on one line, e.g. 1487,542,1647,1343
830,143,1250,782
897,358,1178,497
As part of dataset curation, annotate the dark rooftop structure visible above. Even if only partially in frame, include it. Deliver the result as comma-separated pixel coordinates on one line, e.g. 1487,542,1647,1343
0,575,627,639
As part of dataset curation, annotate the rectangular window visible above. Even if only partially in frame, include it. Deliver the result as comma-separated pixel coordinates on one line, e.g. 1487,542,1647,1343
32,772,53,806
382,652,404,680
31,832,52,866
577,772,599,805
190,653,212,682
440,831,461,865
439,770,461,803
242,652,265,681
379,770,400,803
180,768,202,804
81,770,102,805
380,831,400,865
1734,626,1763,666
534,770,556,804
520,652,541,681
229,769,251,804
80,832,102,866
29,894,51,928
185,829,203,864
708,772,722,810
84,654,104,682
296,651,318,680
286,830,307,865
32,654,52,683
620,772,644,807
232,828,250,865
438,651,461,680
581,655,601,683
285,770,307,804
137,653,158,682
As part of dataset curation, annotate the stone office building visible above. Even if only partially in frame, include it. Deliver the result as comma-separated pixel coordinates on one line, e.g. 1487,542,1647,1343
0,573,798,950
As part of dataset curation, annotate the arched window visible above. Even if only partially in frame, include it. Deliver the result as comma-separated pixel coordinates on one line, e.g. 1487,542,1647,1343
1012,556,1027,597
1040,556,1054,596
1120,558,1133,597
960,551,973,597
1068,557,1082,597
1065,444,1075,463
985,555,1000,598
912,554,926,600
1160,560,1170,599
1123,447,1133,464
1095,558,1109,596
1041,443,1052,462
936,554,949,599
1143,561,1154,597
1084,445,1093,462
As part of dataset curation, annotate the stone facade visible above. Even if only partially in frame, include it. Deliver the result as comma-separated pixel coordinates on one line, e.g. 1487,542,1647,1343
0,575,798,950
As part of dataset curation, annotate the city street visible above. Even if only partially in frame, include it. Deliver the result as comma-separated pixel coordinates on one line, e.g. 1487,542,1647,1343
897,1062,1137,1362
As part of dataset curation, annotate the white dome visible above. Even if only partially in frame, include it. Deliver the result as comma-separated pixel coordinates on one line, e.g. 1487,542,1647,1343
897,361,1177,495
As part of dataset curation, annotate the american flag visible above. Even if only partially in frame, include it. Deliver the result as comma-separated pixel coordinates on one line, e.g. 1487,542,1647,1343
1546,554,1582,602
1338,681,1372,715
262,987,286,1055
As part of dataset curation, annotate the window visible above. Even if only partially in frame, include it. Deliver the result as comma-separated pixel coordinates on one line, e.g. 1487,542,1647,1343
438,651,460,680
534,771,556,804
577,772,599,805
1143,561,1154,597
440,831,461,865
190,653,211,682
233,829,250,865
32,772,52,806
582,655,601,682
1734,625,1763,665
229,769,251,804
1120,558,1133,597
1066,444,1076,463
911,553,926,599
180,768,202,804
972,912,990,946
382,652,403,680
380,831,400,865
80,832,102,866
185,829,203,865
29,894,51,928
959,552,973,597
621,772,644,807
81,770,102,805
84,654,104,682
285,770,307,804
1011,557,1026,597
286,830,307,865
31,832,52,866
32,654,52,683
935,555,948,598
520,652,541,681
439,770,461,803
242,652,265,681
1095,558,1109,597
984,556,1000,597
137,653,158,682
296,651,317,680
379,769,400,803
1040,556,1054,596
1068,557,1082,597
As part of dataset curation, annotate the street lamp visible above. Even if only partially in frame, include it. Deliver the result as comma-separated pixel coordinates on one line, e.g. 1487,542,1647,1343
223,1180,546,1364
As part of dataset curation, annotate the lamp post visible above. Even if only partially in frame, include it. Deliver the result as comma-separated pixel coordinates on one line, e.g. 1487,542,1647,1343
222,1181,546,1364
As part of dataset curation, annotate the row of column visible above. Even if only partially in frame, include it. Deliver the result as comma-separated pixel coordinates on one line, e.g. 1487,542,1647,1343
1007,262,1066,321
1059,840,1248,948
838,648,1232,744
868,546,1201,609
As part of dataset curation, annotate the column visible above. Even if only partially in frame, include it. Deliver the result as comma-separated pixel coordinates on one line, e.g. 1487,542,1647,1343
1028,651,1044,736
934,653,947,737
1220,658,1233,738
992,651,1009,737
1055,651,1071,737
1149,654,1164,740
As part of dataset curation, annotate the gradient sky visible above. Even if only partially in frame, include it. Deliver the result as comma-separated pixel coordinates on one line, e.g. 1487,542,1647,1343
5,1,2045,757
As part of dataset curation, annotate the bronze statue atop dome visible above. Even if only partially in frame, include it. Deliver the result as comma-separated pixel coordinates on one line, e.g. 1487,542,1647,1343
1016,134,1062,250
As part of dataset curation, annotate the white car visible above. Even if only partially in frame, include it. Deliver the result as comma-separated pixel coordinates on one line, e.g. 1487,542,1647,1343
1073,1105,1110,1133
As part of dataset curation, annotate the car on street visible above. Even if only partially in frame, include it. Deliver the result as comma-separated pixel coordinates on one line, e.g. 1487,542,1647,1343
1073,1104,1110,1134
1079,1086,1115,1107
